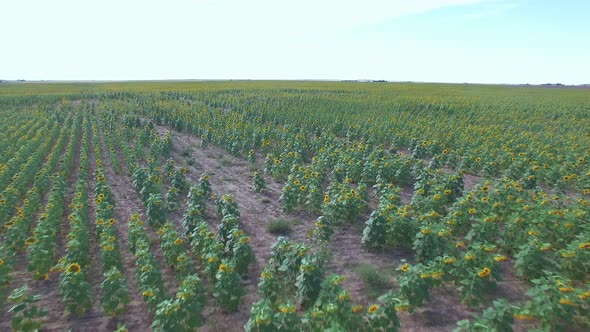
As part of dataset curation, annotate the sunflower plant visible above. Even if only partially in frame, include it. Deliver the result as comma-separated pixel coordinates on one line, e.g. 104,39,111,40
151,274,205,331
295,255,325,308
214,259,244,312
252,169,266,193
101,267,129,317
7,285,47,332
59,262,92,316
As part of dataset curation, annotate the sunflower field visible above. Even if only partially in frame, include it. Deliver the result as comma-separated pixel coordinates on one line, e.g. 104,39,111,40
0,81,588,331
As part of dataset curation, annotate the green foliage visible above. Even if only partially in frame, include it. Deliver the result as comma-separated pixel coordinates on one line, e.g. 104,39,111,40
7,285,47,332
214,260,244,312
101,267,130,317
455,299,518,332
253,169,266,193
266,218,292,235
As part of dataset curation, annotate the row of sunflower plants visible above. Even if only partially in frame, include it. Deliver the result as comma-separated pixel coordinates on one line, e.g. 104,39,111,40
92,122,130,318
246,237,402,331
101,121,210,327
132,165,166,227
0,118,63,230
0,111,43,170
127,214,207,331
0,113,75,305
181,183,208,236
188,193,253,312
26,115,81,281
0,114,52,193
57,114,93,316
162,159,189,211
216,195,254,309
127,214,166,311
2,112,75,253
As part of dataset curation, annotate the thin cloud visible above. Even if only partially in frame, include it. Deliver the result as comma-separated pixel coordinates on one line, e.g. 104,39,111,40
464,1,520,20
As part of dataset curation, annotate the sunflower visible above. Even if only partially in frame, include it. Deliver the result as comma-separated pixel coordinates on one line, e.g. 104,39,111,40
444,189,452,195
0,259,4,266
352,305,364,313
338,292,350,301
395,304,410,312
400,264,409,272
368,304,379,314
539,244,552,251
444,257,457,264
25,237,38,245
280,305,297,314
142,290,154,297
174,239,183,245
477,267,491,278
219,264,228,272
494,255,507,262
513,313,535,320
331,276,344,286
67,263,82,273
559,298,576,306
464,254,476,261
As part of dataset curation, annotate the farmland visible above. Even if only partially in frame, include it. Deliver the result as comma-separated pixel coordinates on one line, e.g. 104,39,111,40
0,81,588,331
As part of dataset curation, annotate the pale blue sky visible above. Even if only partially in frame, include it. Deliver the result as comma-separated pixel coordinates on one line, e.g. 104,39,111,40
2,0,589,84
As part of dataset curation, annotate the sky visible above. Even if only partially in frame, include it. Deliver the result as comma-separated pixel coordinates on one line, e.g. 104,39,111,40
1,0,589,84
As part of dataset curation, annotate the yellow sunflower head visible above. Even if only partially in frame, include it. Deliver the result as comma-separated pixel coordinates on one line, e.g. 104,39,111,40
368,304,379,314
67,263,82,273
